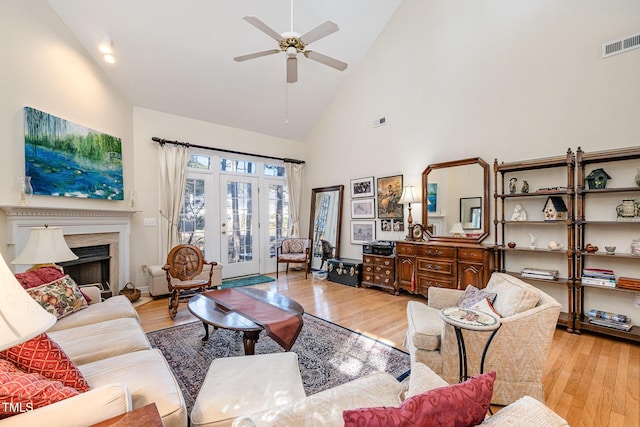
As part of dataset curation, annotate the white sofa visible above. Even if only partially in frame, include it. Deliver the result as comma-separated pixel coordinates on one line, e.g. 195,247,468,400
148,263,223,297
0,288,187,427
231,362,569,426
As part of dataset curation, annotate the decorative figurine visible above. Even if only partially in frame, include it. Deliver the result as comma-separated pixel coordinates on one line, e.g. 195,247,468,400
507,241,516,248
529,234,537,250
509,177,517,194
585,243,599,253
585,168,611,189
616,199,639,220
548,241,564,251
511,204,527,221
521,180,529,193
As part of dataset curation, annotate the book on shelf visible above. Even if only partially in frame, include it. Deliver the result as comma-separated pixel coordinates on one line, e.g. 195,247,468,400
580,277,617,287
588,309,628,323
588,317,633,332
520,268,559,280
582,268,615,280
617,277,640,291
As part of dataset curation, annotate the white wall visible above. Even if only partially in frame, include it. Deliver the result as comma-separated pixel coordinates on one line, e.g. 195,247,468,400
303,0,640,318
130,107,304,286
0,0,133,260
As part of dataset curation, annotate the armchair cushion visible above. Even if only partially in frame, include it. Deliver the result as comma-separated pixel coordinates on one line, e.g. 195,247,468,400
406,301,442,351
281,239,307,254
485,273,540,317
342,371,495,427
457,285,497,308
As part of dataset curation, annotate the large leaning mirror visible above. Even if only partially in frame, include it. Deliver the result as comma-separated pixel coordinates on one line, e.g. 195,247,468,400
309,185,344,270
422,157,490,243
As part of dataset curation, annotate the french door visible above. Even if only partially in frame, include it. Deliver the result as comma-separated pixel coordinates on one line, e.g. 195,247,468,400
219,175,260,277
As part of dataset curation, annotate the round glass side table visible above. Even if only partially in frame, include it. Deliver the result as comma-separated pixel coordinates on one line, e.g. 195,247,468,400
439,307,501,383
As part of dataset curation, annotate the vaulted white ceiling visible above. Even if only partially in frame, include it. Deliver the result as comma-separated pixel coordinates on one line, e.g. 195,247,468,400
47,0,402,141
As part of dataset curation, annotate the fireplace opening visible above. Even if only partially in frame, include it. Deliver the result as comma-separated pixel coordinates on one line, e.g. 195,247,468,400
59,244,111,287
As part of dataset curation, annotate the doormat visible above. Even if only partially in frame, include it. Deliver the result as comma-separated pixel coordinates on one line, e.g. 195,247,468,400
146,313,410,414
220,275,275,289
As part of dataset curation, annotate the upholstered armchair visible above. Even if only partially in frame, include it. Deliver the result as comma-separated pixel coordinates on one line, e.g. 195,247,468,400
405,272,561,406
276,238,310,279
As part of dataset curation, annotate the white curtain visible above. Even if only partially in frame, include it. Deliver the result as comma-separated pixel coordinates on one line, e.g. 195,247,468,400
285,162,304,238
158,143,190,256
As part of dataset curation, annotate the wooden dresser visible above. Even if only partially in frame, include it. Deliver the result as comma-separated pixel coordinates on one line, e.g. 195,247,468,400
395,240,494,298
362,253,395,294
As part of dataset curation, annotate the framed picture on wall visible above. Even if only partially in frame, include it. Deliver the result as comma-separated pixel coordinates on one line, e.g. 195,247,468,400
351,198,375,219
350,176,375,198
377,175,403,219
351,220,376,244
427,182,437,213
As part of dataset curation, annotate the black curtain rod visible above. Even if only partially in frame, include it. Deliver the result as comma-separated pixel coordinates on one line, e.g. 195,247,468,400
152,137,305,164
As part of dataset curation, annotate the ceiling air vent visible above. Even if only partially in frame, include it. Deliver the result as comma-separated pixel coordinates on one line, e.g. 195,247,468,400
602,32,640,58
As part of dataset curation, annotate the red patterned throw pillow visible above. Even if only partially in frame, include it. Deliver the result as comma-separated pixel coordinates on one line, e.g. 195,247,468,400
0,333,89,393
14,266,65,289
0,360,80,418
26,275,88,319
343,372,496,427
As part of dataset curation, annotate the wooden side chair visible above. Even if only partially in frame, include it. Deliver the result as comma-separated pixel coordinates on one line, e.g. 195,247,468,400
163,244,218,319
276,238,311,279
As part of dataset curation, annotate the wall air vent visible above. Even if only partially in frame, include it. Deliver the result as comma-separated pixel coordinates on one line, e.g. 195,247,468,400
602,32,640,58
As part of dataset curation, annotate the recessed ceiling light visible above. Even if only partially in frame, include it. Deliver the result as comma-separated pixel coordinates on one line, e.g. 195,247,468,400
104,54,116,64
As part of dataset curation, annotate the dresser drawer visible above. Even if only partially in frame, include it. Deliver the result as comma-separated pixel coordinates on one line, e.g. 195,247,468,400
363,264,375,274
374,265,394,277
416,258,454,275
396,242,416,256
374,256,394,267
416,245,456,259
374,274,395,286
363,255,375,264
416,274,456,289
457,248,485,261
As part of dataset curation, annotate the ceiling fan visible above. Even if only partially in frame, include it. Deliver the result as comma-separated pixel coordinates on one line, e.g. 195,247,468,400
233,5,348,83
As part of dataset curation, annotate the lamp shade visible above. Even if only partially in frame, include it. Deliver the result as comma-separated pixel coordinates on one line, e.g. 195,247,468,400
449,222,465,237
12,226,78,266
398,186,421,205
0,253,56,351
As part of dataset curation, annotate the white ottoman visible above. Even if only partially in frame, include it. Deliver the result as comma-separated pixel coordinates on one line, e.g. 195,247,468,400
191,352,305,427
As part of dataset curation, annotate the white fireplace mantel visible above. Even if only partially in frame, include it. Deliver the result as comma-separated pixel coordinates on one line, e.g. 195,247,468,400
2,206,137,290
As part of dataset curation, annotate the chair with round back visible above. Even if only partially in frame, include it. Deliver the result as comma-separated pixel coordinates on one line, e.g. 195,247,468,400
163,244,218,319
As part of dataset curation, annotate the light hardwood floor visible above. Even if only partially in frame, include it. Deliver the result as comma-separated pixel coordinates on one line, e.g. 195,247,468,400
136,272,640,427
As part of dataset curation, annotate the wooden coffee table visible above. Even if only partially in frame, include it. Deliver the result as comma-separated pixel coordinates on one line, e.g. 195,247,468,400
187,287,304,355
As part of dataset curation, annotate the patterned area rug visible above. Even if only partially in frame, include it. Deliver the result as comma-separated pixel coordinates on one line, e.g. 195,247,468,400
146,313,410,414
220,275,275,289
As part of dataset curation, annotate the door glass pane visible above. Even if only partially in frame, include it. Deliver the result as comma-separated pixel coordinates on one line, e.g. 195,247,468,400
226,181,253,264
221,159,256,174
178,178,206,254
268,184,289,258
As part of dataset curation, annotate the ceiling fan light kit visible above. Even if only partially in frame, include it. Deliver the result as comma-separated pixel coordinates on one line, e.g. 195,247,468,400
234,12,347,84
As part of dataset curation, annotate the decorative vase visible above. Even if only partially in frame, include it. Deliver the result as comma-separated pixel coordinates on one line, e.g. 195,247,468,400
15,176,33,206
631,238,640,257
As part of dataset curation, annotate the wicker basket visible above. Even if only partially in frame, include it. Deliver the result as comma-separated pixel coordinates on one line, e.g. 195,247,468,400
119,282,141,302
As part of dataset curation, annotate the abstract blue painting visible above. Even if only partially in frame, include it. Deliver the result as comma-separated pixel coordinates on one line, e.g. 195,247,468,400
24,106,123,200
427,183,437,213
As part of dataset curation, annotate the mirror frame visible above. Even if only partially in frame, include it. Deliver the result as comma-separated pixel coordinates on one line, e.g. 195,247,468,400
421,157,490,243
309,185,344,267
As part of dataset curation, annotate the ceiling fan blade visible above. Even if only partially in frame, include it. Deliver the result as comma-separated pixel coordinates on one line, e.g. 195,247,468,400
304,51,348,71
234,49,280,62
300,21,339,45
287,57,298,83
243,16,282,42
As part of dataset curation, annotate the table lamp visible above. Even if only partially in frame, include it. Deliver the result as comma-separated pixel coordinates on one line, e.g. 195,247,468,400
11,225,78,270
398,185,422,227
0,252,56,351
450,222,465,238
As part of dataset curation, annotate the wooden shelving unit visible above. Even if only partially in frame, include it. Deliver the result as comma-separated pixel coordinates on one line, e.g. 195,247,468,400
575,146,640,342
494,149,575,331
